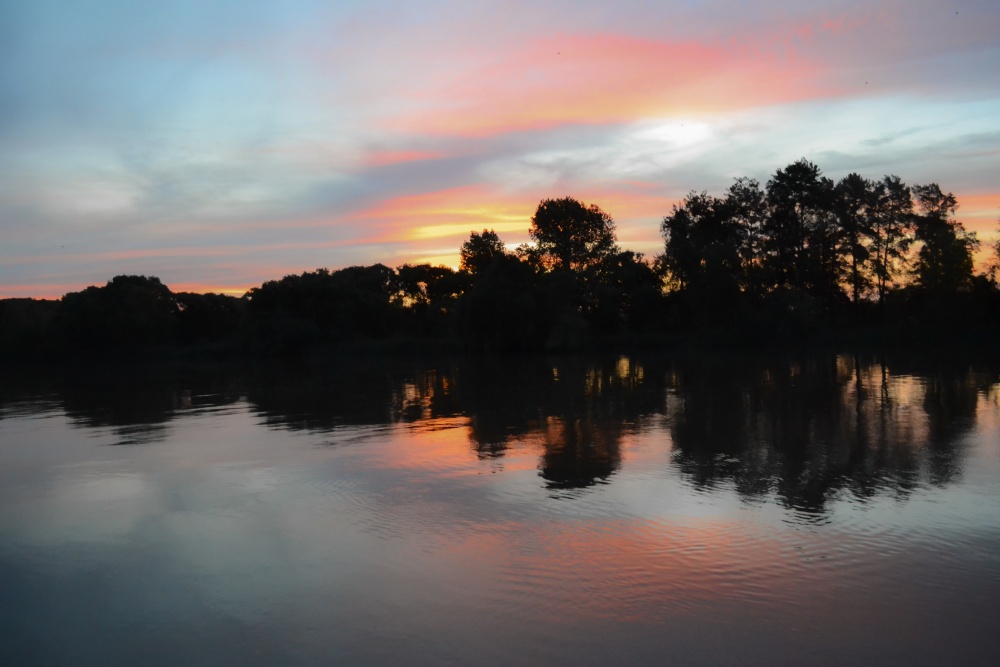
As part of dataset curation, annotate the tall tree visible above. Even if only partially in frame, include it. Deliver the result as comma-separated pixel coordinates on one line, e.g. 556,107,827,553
911,184,978,293
834,173,875,305
660,191,742,298
725,177,768,297
869,175,914,305
764,159,838,296
529,197,618,272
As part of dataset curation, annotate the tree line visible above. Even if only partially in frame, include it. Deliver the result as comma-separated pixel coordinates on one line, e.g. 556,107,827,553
2,159,999,358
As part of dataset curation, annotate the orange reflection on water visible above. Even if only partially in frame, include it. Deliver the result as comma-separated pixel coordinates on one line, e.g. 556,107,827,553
379,418,540,477
418,507,852,628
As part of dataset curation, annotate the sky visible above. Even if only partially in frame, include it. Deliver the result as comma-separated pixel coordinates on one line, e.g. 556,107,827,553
2,0,999,298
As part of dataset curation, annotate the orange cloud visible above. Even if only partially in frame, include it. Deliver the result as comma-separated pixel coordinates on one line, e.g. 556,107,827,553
955,192,1000,226
350,185,536,245
389,32,830,138
957,192,1000,271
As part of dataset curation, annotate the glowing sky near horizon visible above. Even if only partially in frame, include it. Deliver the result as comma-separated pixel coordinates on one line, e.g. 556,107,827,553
2,0,999,298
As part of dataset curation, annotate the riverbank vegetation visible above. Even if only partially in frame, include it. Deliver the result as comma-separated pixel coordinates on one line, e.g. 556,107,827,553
3,159,999,359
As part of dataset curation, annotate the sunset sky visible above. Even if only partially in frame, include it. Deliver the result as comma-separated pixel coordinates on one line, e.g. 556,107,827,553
2,0,999,298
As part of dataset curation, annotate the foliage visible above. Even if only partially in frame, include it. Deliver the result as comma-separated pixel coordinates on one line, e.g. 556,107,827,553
529,197,618,272
454,254,547,351
0,298,59,355
910,184,978,294
244,265,400,353
459,230,507,275
764,159,841,303
56,275,179,351
175,292,244,347
833,172,875,305
661,191,742,297
394,263,468,336
869,175,914,305
585,251,665,334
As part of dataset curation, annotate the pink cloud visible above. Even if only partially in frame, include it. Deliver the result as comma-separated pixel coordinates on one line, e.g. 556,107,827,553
385,31,832,138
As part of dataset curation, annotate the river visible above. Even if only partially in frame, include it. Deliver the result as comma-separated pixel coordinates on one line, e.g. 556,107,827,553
2,352,999,665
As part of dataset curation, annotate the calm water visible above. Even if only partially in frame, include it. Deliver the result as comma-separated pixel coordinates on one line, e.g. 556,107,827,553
2,353,999,666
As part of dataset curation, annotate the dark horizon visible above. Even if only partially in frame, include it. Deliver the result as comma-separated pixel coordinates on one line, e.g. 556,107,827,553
2,159,999,358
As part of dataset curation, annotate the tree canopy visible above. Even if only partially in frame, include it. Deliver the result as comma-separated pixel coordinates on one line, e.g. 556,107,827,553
528,197,618,271
911,184,978,294
459,229,507,275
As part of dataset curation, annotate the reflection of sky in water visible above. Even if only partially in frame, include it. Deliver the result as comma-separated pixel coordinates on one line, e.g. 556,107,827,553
1,357,1000,665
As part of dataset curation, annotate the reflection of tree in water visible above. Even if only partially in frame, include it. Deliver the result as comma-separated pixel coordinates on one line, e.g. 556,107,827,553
894,358,995,487
666,354,995,512
245,358,465,434
6,363,244,445
248,361,398,432
23,351,993,502
454,356,665,490
244,353,995,501
249,355,664,491
536,415,621,490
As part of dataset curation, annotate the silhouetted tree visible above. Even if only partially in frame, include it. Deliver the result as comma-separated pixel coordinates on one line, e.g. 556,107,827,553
834,173,875,305
585,250,664,334
529,197,618,272
660,191,746,327
911,184,978,294
459,229,507,275
324,264,400,336
869,175,914,306
0,298,59,357
244,265,401,353
661,191,742,298
454,254,547,351
175,292,244,347
56,275,179,351
394,264,452,308
394,263,466,335
726,177,768,297
765,160,840,301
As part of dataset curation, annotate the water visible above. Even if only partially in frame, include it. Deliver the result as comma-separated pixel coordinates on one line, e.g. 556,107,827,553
2,353,999,666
